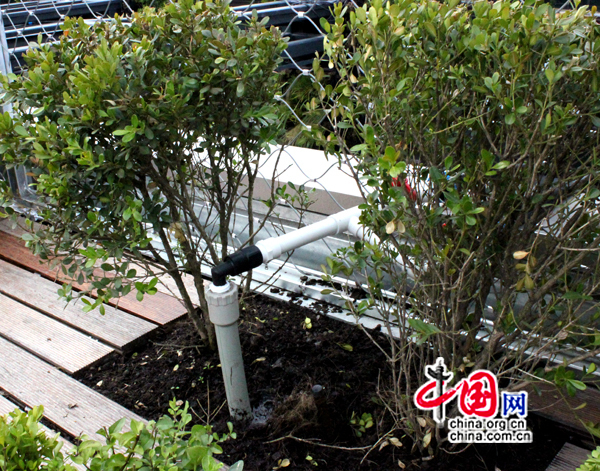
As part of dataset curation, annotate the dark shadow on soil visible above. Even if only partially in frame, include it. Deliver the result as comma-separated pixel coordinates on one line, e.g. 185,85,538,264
79,294,568,470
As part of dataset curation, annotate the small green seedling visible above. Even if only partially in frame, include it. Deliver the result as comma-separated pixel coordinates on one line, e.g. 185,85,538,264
350,412,374,437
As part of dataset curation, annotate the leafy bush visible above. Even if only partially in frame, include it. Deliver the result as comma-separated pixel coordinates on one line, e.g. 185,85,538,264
0,401,242,471
314,0,600,452
0,406,73,471
72,399,241,471
0,0,287,348
578,447,600,471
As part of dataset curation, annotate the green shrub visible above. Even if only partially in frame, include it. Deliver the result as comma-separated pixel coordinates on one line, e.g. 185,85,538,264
71,399,241,471
578,447,600,471
0,401,242,471
314,0,600,453
0,0,288,348
0,406,73,471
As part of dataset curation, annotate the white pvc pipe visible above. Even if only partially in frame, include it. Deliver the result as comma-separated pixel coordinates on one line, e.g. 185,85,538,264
205,282,252,421
207,205,373,421
256,206,362,262
347,215,379,246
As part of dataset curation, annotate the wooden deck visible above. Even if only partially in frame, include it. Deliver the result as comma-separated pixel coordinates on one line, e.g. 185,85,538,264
527,382,600,439
546,443,591,471
0,223,190,457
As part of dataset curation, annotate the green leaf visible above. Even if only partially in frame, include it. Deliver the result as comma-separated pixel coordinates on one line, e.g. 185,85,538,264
236,81,245,97
229,461,244,471
505,114,516,125
408,318,441,339
492,161,510,170
429,166,443,182
563,291,593,301
567,379,586,391
389,162,406,178
424,22,437,38
14,125,28,137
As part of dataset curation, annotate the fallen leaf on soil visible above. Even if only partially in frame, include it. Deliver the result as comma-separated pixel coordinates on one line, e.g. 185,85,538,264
337,343,353,352
423,431,432,448
417,417,427,428
389,437,402,447
398,460,406,469
173,364,179,371
252,357,266,365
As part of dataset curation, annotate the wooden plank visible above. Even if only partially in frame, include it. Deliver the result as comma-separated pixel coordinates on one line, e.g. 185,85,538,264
0,217,38,238
0,336,146,442
0,293,114,374
546,443,591,471
0,319,231,471
0,394,19,415
0,231,186,325
0,259,156,351
527,382,600,437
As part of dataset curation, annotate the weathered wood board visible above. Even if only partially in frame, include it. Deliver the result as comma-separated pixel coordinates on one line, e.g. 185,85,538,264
0,231,186,325
527,382,600,437
546,443,591,471
0,394,20,415
0,292,114,374
0,336,145,442
0,259,156,351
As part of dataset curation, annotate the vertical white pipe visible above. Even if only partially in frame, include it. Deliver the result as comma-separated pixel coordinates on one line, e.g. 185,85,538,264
205,282,252,421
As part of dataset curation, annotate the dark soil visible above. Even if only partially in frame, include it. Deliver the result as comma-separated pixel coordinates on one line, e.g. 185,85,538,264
79,293,568,470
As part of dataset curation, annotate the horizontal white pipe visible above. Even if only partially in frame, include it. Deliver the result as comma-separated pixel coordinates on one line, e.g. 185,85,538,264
347,215,380,246
256,206,361,262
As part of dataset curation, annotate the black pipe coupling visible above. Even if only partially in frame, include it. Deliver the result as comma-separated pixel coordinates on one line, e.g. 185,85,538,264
211,245,264,286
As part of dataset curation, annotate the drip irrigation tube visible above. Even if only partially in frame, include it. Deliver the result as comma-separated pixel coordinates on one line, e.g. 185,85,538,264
207,206,367,420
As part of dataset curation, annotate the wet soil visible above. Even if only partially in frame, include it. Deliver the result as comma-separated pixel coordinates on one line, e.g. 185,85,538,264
79,293,568,470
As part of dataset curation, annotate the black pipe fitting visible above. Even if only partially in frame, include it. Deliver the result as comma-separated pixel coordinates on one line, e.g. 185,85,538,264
211,245,264,286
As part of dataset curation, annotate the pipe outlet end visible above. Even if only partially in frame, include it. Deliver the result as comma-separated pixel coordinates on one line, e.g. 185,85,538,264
206,282,240,326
